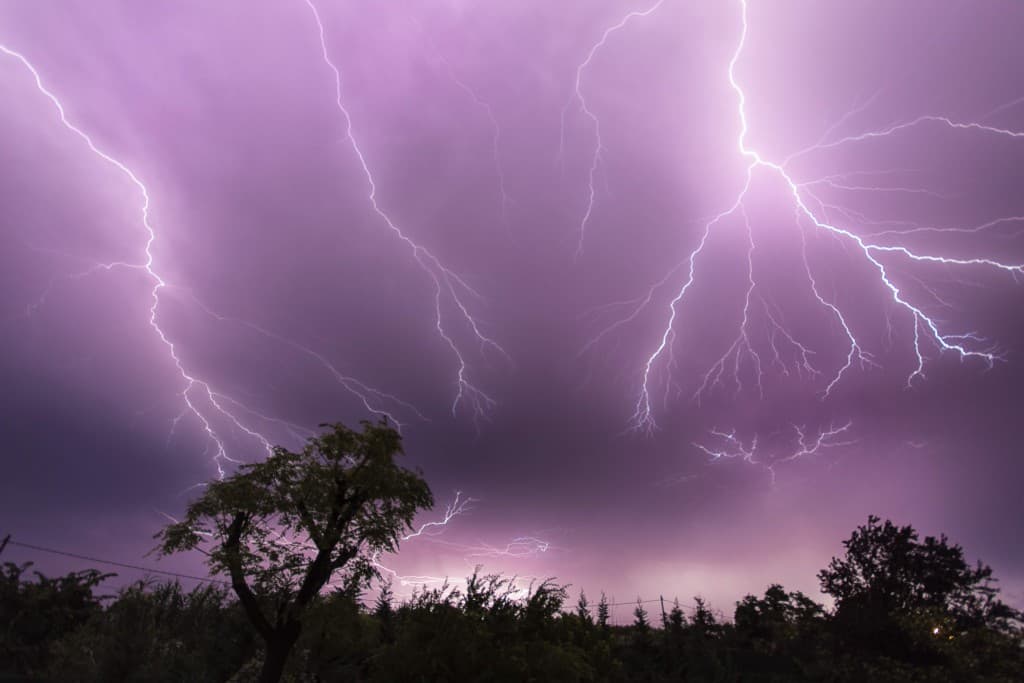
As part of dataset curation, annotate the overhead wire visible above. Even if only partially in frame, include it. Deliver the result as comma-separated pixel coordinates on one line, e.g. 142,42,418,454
2,535,707,617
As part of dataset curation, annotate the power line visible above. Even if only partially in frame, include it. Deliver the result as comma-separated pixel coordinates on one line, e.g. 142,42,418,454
3,535,313,584
3,539,229,585
3,536,707,613
606,598,664,607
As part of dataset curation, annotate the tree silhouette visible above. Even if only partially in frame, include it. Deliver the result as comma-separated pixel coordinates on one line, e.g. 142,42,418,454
819,515,1019,628
6,513,1023,680
0,561,110,677
155,420,433,683
576,589,592,625
374,579,395,644
819,515,1023,674
632,598,652,653
597,592,610,634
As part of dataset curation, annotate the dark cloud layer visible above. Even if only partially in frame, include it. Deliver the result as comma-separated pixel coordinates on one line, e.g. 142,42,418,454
2,1,1023,611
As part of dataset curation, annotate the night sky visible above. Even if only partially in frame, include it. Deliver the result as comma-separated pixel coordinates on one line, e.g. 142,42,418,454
2,0,1023,619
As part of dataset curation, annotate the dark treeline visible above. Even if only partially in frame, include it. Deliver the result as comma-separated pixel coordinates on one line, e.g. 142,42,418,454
3,515,1023,682
5,424,1021,680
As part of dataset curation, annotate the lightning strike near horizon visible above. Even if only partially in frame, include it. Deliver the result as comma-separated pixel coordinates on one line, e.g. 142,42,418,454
370,490,475,587
302,0,508,422
582,0,1024,478
401,491,476,541
370,491,555,590
465,536,552,559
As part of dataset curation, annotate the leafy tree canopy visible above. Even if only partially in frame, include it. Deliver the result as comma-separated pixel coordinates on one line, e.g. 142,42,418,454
155,419,433,682
819,515,1020,632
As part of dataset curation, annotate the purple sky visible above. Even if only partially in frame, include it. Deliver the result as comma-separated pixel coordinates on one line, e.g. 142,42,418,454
2,0,1023,619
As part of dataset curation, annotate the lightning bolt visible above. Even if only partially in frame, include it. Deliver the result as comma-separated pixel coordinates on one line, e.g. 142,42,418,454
692,428,759,465
563,0,666,259
401,491,476,541
1,42,434,477
693,420,855,486
0,44,279,478
693,206,765,403
370,491,555,591
370,490,478,588
406,14,514,226
302,0,508,423
580,1,1021,449
4,10,527,595
438,59,514,224
465,536,552,559
183,292,425,429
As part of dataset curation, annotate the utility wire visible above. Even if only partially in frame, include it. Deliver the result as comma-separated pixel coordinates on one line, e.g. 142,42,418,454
3,536,704,612
4,539,229,585
606,598,665,607
3,535,315,584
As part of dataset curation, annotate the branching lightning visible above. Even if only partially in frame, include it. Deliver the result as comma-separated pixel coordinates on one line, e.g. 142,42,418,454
0,44,278,477
369,491,554,590
1,42,433,477
2,0,517,477
439,59,514,224
7,0,1022,597
562,0,666,259
401,491,476,541
184,293,426,429
578,0,1023,477
693,421,856,486
465,536,551,559
302,0,508,422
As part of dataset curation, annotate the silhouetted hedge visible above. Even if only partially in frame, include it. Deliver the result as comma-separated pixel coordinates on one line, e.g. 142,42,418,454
2,517,1022,682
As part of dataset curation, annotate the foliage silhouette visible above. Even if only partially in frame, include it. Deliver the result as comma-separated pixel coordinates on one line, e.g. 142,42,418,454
817,514,1024,679
5,510,1024,681
153,419,433,683
0,560,110,677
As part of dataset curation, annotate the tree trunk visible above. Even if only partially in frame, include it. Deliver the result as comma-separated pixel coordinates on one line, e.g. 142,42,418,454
258,623,301,683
